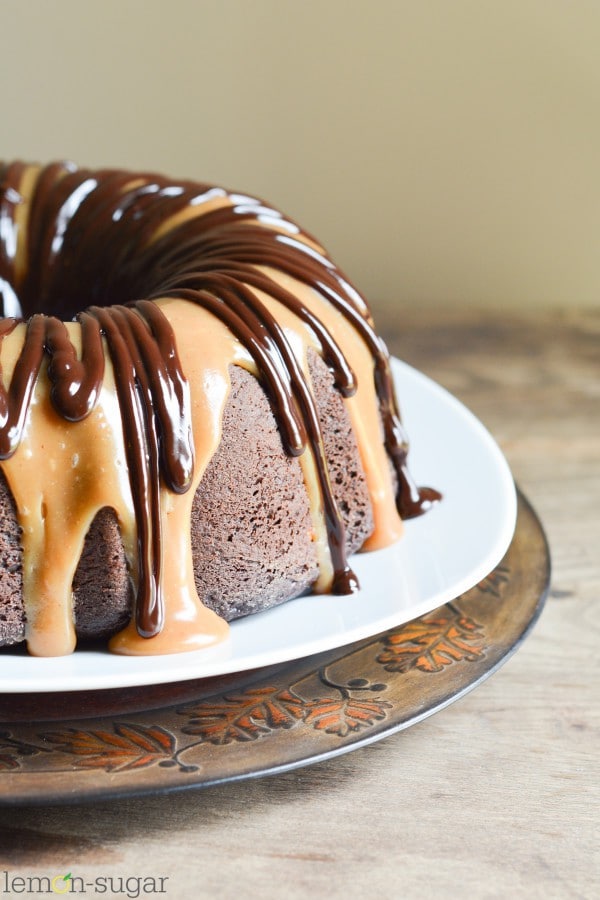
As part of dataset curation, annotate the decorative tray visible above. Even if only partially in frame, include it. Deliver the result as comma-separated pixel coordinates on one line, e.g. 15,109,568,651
0,490,549,805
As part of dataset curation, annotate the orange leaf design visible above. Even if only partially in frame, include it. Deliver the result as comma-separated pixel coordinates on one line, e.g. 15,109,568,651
0,754,20,771
0,730,45,772
41,723,177,771
179,687,302,744
303,697,390,736
476,564,510,598
377,613,485,673
180,684,391,743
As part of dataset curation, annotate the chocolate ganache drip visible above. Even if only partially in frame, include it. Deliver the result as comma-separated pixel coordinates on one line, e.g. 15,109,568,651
0,162,439,646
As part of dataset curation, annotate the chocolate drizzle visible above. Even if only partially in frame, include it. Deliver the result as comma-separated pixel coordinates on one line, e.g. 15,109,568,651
0,314,105,457
0,162,440,648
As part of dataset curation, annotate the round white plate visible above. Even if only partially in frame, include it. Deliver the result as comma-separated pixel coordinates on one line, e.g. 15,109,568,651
0,359,517,693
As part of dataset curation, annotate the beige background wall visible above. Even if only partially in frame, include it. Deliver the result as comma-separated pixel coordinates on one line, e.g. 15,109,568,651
2,0,599,311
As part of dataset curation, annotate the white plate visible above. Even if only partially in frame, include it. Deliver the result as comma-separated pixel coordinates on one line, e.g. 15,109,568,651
0,359,517,693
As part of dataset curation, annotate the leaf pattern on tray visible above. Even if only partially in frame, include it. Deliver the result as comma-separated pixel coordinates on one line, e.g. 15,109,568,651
178,677,391,744
179,687,302,743
39,723,181,772
377,608,486,674
0,730,47,771
301,696,391,736
475,564,511,598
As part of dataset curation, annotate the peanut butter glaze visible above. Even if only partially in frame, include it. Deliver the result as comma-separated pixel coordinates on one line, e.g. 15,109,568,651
0,162,440,656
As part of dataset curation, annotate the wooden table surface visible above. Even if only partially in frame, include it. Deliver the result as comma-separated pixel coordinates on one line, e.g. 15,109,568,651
0,307,597,899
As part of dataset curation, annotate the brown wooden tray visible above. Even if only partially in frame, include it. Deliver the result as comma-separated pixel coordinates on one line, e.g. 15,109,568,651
0,489,549,806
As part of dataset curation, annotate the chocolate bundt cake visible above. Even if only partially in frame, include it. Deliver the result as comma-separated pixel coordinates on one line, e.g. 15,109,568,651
0,161,439,657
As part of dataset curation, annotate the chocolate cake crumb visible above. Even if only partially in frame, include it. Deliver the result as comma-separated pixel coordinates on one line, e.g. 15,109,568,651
73,507,132,640
0,471,25,646
190,357,374,621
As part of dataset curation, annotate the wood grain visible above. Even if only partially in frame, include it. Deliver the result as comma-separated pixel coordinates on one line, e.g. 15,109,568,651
0,307,597,900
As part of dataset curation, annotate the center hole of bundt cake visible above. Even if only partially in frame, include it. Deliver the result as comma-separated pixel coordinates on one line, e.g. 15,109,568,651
5,268,148,322
3,240,153,321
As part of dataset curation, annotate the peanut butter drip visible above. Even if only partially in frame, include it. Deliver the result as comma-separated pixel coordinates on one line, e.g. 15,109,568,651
0,161,439,656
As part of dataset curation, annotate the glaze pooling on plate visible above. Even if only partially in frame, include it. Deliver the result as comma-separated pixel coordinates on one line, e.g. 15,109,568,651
0,360,517,692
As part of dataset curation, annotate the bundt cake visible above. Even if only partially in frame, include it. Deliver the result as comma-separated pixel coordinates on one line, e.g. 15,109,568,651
0,161,439,657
